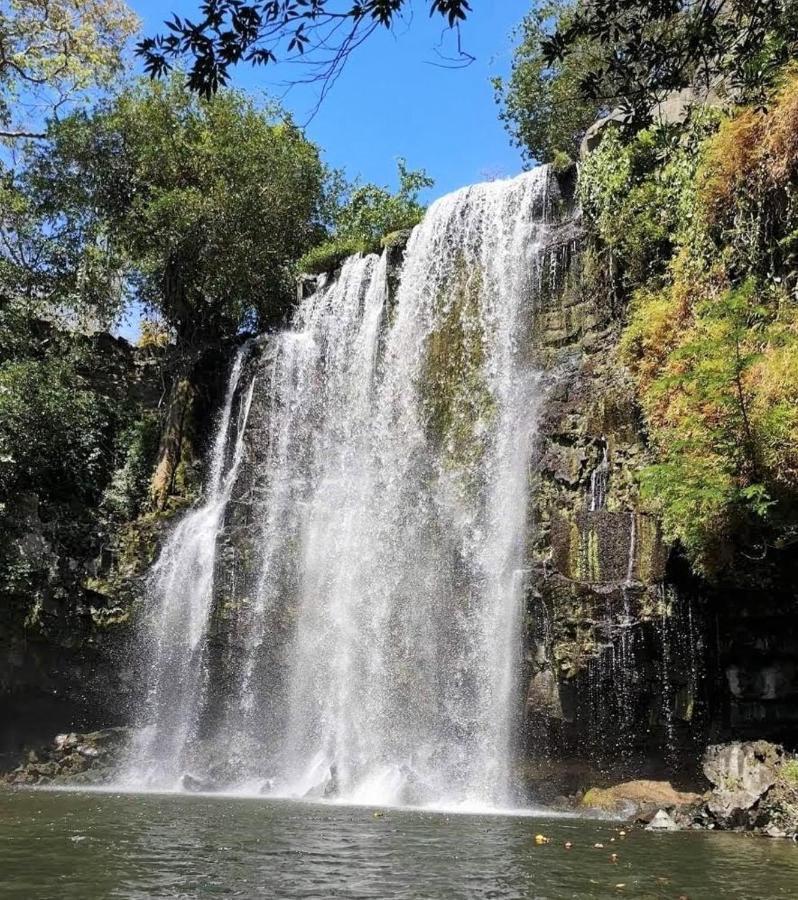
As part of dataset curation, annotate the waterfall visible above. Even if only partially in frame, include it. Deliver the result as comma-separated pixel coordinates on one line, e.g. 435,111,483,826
122,344,255,788
125,167,563,808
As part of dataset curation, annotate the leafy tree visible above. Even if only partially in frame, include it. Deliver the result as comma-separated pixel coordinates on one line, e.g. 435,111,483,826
334,159,433,246
299,159,432,274
0,0,138,140
542,0,798,128
22,77,330,339
0,157,120,327
138,1,474,97
493,1,603,164
0,305,127,513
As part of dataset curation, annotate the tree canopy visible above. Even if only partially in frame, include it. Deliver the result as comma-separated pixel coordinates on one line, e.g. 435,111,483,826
541,0,798,128
0,0,138,140
493,1,603,165
13,77,330,339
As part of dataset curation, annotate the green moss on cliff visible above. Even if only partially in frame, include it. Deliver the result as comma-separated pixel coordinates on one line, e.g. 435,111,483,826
420,259,496,477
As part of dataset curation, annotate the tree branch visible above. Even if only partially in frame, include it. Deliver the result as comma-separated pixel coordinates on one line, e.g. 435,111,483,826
0,129,47,140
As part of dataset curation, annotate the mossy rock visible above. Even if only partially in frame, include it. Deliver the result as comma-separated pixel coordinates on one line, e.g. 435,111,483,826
582,781,700,815
420,257,495,478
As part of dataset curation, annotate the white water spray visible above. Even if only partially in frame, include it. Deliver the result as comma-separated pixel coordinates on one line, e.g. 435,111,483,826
127,168,565,808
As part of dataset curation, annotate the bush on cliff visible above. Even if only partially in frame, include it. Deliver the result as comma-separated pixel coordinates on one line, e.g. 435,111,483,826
298,160,432,275
581,72,798,574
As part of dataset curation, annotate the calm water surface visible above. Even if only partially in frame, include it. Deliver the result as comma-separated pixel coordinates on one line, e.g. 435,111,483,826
1,788,796,899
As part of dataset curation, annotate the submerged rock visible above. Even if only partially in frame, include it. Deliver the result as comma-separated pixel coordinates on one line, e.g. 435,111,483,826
180,772,213,793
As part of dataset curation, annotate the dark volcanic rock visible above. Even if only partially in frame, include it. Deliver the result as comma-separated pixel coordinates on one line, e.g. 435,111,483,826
2,727,131,787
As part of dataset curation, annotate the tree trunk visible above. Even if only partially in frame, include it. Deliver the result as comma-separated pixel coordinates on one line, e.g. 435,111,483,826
149,372,198,511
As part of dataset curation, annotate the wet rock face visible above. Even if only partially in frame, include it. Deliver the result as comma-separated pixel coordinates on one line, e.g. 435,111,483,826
521,207,693,773
521,179,798,778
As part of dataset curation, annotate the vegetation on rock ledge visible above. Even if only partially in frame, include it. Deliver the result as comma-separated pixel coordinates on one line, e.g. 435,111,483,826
298,160,432,275
580,72,798,574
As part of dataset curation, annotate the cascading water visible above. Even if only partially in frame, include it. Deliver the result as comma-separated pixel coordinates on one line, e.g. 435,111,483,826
125,167,564,808
122,345,255,788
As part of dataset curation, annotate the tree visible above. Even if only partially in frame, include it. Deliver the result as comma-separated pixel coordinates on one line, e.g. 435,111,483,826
298,159,433,274
493,1,603,164
334,159,433,246
137,1,474,98
541,0,798,129
0,0,139,140
23,76,330,340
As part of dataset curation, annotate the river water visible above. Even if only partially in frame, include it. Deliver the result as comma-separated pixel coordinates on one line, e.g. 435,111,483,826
1,789,796,898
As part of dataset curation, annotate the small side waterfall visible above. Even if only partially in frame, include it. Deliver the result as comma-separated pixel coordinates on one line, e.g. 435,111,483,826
125,167,567,808
122,345,255,788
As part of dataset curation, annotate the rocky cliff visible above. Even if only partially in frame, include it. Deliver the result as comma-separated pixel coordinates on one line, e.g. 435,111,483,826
0,329,234,767
519,166,798,796
3,166,797,809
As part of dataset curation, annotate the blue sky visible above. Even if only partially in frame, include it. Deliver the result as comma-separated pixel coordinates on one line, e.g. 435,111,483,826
129,1,530,196
116,1,531,339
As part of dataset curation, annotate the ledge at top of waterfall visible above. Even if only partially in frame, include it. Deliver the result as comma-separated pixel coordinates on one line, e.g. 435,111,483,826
122,167,575,811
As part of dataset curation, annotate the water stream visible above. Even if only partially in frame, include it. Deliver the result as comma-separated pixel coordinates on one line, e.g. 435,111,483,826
123,345,256,787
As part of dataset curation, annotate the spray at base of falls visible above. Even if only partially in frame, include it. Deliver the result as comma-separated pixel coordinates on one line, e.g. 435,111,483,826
124,167,565,808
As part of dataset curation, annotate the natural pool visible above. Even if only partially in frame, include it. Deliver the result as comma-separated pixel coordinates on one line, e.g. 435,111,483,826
1,789,797,898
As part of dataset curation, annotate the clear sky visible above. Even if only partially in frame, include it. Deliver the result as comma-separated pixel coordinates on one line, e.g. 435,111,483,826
128,1,530,196
115,1,531,339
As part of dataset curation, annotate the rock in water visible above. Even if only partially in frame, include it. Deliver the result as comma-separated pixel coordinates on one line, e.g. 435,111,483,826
645,810,679,832
581,780,700,817
180,772,212,792
703,741,782,820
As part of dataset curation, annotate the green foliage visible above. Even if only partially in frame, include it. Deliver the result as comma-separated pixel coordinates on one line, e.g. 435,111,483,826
634,281,774,569
782,759,798,786
542,0,798,130
334,159,432,246
578,121,716,295
298,237,365,276
581,78,798,574
494,1,602,164
0,0,138,140
24,76,329,338
299,159,432,274
102,412,161,520
0,159,123,327
0,328,117,509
